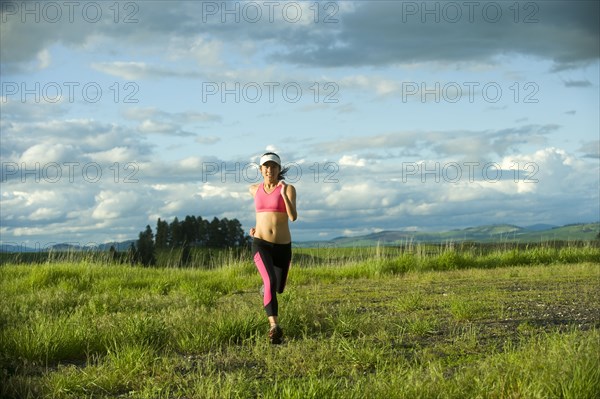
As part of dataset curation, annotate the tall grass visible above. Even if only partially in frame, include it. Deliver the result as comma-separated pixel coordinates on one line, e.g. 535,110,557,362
289,242,599,284
1,246,598,398
2,240,598,269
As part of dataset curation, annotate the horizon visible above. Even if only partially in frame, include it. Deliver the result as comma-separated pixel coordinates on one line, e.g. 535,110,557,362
2,220,598,251
1,1,599,246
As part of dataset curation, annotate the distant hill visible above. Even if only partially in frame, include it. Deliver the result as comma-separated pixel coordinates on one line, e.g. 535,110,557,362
1,223,598,252
96,241,137,252
0,244,38,253
524,224,558,231
1,240,136,253
295,222,600,248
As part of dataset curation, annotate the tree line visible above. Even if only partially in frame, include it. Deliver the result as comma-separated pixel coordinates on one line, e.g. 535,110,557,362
154,215,248,249
123,216,250,266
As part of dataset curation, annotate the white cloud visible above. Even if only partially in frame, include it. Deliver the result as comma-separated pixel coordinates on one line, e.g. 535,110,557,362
137,119,196,137
168,36,224,68
37,49,51,69
339,154,366,167
0,97,67,121
91,61,149,80
123,107,222,124
342,228,380,237
138,120,177,134
2,144,597,245
577,140,600,158
29,207,63,221
1,187,92,230
338,75,401,96
178,157,204,171
87,147,139,164
92,190,142,220
91,61,202,80
322,182,396,210
315,126,557,159
1,1,598,246
19,143,78,165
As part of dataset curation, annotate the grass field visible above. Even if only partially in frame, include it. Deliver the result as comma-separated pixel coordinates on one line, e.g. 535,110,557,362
1,245,599,398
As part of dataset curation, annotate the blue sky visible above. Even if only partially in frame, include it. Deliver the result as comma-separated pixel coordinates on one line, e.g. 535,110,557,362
1,0,599,247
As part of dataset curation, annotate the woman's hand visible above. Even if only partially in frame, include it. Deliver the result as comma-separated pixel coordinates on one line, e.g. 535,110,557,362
250,227,256,236
277,180,297,222
278,180,288,198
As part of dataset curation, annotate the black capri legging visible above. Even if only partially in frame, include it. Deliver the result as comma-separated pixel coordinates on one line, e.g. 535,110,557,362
252,237,292,317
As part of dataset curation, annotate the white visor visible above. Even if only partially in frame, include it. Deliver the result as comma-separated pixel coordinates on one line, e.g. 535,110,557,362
260,153,281,166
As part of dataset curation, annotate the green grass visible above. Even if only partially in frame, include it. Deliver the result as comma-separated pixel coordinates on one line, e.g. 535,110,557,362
1,247,599,398
2,239,598,268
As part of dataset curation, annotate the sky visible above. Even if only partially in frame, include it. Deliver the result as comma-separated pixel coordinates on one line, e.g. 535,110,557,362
1,0,599,248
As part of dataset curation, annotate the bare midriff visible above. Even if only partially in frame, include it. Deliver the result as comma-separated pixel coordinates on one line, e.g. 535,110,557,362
254,211,291,244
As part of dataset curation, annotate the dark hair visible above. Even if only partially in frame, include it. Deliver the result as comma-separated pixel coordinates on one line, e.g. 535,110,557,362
262,152,289,181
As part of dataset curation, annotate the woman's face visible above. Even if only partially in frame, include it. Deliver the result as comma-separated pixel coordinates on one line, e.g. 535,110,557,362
261,162,280,183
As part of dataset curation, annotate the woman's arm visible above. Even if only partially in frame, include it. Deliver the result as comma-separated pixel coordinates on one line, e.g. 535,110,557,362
249,184,258,236
249,184,259,197
279,181,297,221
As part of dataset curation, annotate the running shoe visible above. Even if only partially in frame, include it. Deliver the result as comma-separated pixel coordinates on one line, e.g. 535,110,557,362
269,325,283,344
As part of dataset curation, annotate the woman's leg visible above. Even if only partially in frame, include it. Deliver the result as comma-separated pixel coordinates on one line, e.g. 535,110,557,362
273,242,292,294
252,239,290,344
252,239,280,318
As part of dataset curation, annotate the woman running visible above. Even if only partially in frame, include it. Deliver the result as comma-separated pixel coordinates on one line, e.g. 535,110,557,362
249,152,297,344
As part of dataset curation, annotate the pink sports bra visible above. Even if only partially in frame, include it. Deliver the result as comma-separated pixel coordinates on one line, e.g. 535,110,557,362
255,183,287,213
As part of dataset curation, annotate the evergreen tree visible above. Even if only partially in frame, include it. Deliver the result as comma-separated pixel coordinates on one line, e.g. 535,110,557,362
150,214,249,254
155,218,169,249
179,241,192,267
137,225,156,266
207,217,224,247
219,217,231,247
182,215,197,245
197,216,209,246
169,217,183,247
109,245,118,263
219,217,245,247
127,242,137,265
227,218,246,247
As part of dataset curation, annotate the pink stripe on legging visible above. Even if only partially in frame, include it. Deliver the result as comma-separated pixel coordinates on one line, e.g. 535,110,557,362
253,252,272,306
